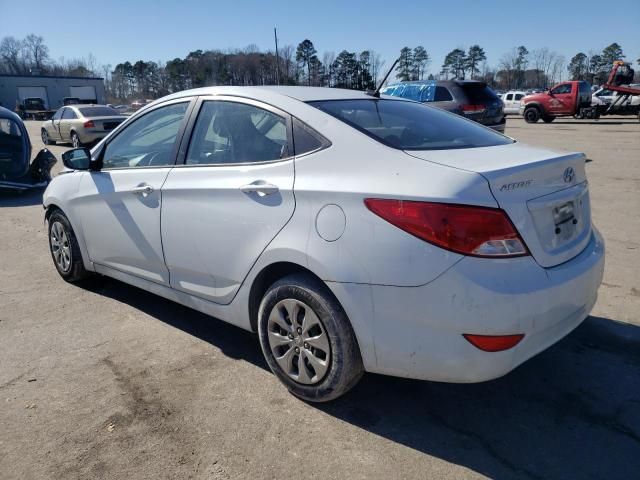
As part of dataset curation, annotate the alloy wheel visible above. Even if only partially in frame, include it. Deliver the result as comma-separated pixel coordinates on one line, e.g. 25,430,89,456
41,130,48,144
266,298,331,385
50,221,72,272
72,134,80,148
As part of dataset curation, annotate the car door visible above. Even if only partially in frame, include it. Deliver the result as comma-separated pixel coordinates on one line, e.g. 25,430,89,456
73,99,193,285
48,108,63,140
60,107,77,141
504,93,514,113
161,97,296,304
548,83,574,114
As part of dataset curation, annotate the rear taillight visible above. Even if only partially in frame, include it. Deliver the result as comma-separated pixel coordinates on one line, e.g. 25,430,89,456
463,334,524,352
364,199,528,257
461,104,486,114
83,120,95,128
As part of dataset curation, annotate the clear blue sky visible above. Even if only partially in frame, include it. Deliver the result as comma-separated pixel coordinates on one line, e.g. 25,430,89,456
2,0,639,77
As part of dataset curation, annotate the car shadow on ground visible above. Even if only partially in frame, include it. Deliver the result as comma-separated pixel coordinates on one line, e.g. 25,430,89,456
0,188,45,207
549,120,637,125
86,277,640,480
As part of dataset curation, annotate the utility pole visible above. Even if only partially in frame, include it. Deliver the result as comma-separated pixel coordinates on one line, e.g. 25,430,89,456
274,27,280,85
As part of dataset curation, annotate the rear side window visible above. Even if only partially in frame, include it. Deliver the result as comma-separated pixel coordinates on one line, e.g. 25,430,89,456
459,84,499,102
62,108,77,120
515,93,524,100
293,118,328,155
186,101,289,165
309,99,513,151
434,86,453,102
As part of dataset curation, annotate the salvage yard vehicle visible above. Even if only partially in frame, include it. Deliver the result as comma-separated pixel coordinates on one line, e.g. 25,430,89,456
15,97,55,120
43,86,604,402
0,106,56,191
382,80,506,132
520,80,592,123
40,104,125,148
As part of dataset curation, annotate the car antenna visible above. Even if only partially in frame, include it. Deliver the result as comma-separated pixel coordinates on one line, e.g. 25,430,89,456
367,58,399,98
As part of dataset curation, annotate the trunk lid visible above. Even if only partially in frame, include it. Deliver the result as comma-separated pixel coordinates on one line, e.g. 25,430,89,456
88,116,126,132
405,142,592,267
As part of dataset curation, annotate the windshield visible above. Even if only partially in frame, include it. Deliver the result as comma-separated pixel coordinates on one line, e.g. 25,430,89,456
309,99,513,151
79,106,121,117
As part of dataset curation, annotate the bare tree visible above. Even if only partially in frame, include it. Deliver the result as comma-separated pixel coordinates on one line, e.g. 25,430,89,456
23,34,49,71
0,36,24,73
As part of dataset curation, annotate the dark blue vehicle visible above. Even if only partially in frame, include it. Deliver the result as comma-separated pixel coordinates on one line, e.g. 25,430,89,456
0,106,56,191
382,80,506,132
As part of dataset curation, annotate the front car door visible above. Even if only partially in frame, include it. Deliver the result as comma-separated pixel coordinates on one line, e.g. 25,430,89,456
548,83,574,114
160,97,296,304
73,99,193,285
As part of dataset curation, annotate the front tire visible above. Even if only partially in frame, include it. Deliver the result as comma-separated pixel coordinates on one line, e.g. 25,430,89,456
524,107,541,123
71,132,82,148
41,129,55,145
48,210,90,282
258,274,363,402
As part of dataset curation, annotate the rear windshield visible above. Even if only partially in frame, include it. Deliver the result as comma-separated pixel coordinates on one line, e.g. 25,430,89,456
79,106,120,117
459,83,500,102
309,99,513,151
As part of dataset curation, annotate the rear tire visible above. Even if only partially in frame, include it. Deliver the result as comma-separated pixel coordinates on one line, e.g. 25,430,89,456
524,107,541,123
71,132,82,148
48,210,91,283
258,274,364,402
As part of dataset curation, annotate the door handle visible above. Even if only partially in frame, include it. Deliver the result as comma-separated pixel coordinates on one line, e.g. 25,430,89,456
131,184,154,196
240,181,279,197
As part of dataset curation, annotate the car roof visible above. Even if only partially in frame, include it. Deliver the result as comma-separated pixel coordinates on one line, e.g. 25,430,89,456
155,85,375,105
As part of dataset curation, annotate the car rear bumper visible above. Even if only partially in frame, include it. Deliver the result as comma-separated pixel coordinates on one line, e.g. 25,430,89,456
485,116,506,132
77,129,110,144
333,228,604,383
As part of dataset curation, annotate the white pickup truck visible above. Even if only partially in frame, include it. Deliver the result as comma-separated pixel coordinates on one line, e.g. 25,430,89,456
501,90,526,114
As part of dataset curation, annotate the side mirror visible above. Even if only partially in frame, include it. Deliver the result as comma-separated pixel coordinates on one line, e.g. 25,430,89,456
61,147,92,170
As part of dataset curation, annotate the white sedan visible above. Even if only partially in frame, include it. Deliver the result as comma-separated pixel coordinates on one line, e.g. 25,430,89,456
43,86,604,402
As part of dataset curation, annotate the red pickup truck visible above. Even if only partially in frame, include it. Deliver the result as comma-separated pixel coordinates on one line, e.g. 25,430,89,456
519,81,592,123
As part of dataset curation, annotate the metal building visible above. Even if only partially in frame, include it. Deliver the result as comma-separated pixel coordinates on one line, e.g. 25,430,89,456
0,74,106,110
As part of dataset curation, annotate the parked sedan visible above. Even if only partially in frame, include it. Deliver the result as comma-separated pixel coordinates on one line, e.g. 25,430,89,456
40,105,125,148
381,80,506,132
43,86,604,402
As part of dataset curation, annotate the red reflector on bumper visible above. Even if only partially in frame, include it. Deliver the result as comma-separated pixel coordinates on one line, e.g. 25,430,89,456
463,334,524,352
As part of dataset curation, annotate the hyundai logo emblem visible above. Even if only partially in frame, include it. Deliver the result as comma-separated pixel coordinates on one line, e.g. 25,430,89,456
563,167,575,183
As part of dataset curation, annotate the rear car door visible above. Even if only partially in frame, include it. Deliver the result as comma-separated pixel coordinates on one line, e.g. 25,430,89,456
60,107,77,141
73,99,193,285
161,97,296,304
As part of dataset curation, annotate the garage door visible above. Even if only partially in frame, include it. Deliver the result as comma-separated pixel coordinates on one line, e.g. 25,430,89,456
17,86,49,108
69,86,97,103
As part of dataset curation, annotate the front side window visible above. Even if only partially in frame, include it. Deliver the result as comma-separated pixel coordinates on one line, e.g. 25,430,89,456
186,101,289,165
52,108,63,120
505,94,513,101
551,84,572,95
102,102,188,169
310,99,513,151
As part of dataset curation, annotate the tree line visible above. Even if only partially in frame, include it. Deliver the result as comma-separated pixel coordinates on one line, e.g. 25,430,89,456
1,34,637,103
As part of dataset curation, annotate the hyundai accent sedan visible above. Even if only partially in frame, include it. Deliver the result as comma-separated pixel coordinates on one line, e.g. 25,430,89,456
43,86,604,402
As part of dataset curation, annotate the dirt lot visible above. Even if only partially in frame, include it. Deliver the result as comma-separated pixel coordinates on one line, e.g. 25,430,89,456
1,116,639,480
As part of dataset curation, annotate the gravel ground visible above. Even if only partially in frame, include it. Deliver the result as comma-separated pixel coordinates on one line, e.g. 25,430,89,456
1,116,639,480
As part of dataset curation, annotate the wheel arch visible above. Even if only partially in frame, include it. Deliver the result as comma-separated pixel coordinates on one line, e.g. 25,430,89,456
248,261,324,333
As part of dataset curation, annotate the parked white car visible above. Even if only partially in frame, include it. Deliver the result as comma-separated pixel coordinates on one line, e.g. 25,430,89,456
592,85,640,107
502,90,526,114
43,86,604,401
